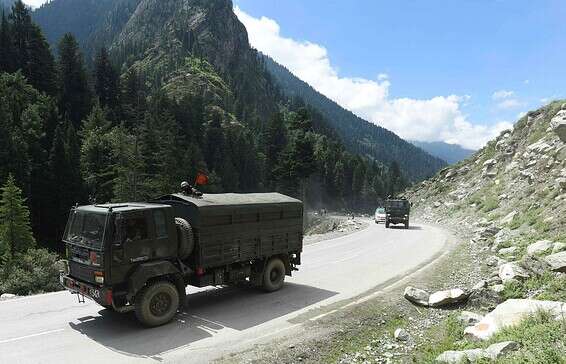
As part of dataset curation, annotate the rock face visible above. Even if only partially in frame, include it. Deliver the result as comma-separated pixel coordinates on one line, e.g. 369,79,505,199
458,311,484,326
544,251,566,272
435,341,519,363
464,299,566,340
526,240,554,255
498,262,529,283
0,293,17,300
404,286,430,306
428,289,468,307
394,328,410,341
551,109,566,142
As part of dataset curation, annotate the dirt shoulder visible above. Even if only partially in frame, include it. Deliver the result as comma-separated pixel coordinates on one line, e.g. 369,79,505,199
218,220,486,364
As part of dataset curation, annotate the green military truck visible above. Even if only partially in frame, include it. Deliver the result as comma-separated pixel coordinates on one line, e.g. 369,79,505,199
384,197,410,229
59,192,303,327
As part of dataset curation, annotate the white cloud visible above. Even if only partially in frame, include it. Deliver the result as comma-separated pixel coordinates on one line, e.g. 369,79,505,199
235,7,512,150
22,0,47,8
497,98,522,110
492,90,515,100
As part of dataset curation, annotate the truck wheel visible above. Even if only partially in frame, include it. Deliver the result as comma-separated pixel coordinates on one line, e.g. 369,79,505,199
135,281,179,327
175,218,194,259
262,258,286,292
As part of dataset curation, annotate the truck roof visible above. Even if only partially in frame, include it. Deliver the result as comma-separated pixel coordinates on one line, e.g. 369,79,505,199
156,193,302,208
77,203,170,213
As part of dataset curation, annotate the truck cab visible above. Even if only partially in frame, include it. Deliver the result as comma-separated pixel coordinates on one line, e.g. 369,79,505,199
384,198,410,229
59,193,303,327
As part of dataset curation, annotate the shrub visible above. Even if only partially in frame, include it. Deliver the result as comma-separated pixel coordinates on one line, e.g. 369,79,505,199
0,248,62,296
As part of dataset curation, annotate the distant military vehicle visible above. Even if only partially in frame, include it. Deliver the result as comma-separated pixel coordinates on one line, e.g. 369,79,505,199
59,192,303,327
384,197,410,229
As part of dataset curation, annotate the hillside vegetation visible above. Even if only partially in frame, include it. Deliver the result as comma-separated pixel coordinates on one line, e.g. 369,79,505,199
263,55,447,181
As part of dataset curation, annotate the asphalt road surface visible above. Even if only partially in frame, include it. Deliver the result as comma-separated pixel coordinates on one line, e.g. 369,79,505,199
0,222,449,364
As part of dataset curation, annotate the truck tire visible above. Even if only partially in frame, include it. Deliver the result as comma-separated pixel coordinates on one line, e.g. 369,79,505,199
175,218,194,259
135,281,179,327
262,257,286,292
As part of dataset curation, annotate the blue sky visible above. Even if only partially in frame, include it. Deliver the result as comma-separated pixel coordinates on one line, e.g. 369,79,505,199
24,0,565,148
234,0,566,148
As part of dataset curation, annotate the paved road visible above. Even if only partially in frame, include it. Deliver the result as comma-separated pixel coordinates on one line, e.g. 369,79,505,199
0,222,449,364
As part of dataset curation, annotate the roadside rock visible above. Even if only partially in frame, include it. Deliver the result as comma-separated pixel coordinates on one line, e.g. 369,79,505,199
520,255,550,276
464,299,566,340
498,246,518,256
435,341,519,363
552,242,566,253
500,211,517,225
551,109,566,142
544,251,566,272
0,293,17,300
435,350,469,363
428,289,468,307
498,262,530,283
458,311,484,326
404,286,430,306
490,284,505,293
526,240,554,255
394,328,410,342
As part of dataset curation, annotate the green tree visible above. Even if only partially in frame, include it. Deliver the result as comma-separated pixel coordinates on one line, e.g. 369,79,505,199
94,47,120,121
265,111,287,187
80,105,114,203
57,33,91,128
0,174,35,258
9,1,56,95
0,9,14,73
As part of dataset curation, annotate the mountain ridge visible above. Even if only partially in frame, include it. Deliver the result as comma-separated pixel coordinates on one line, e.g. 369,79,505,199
262,55,447,181
32,0,446,182
411,140,475,165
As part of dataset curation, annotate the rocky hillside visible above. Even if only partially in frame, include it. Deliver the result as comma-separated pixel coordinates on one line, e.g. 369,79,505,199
408,100,566,250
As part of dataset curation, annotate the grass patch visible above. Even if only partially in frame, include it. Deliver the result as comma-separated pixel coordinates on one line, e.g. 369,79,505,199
482,311,566,364
411,314,468,363
502,273,566,302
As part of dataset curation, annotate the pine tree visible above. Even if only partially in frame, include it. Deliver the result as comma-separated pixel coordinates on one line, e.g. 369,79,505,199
80,105,114,203
265,111,287,186
0,9,14,73
122,67,146,129
0,174,35,258
94,47,120,120
57,33,91,128
9,1,56,95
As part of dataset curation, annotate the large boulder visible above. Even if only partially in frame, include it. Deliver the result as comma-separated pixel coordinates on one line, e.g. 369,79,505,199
428,288,468,307
435,341,519,363
404,286,430,306
498,262,530,283
551,109,566,142
526,240,554,255
464,299,566,340
544,251,566,272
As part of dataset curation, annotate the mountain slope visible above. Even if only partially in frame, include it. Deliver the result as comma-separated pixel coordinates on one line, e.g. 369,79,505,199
411,141,475,165
263,56,446,181
408,100,566,258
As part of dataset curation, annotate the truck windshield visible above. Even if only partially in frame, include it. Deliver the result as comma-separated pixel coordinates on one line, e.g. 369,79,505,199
386,201,409,209
63,210,108,250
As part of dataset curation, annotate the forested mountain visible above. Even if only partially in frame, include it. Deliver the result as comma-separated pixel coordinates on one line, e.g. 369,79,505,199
1,0,412,254
262,56,447,181
411,141,475,165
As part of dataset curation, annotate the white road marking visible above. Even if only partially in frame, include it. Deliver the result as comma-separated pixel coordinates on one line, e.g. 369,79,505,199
0,329,65,345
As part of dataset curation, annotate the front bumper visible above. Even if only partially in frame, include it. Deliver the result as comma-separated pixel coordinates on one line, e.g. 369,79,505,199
60,274,112,306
